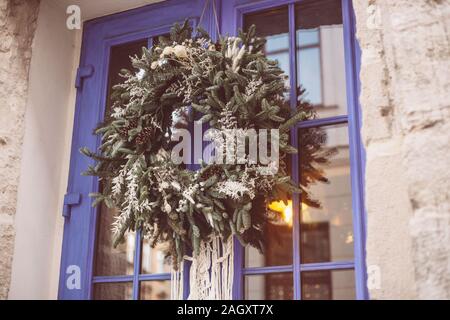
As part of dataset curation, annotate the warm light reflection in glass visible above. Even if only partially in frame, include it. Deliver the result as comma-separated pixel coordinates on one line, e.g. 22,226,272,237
126,233,135,265
268,201,316,226
269,200,293,226
301,203,312,224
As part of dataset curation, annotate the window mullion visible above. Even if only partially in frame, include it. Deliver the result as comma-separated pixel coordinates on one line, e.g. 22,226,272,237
243,265,293,275
300,261,355,272
232,239,244,299
132,230,143,300
296,115,349,129
288,2,302,301
92,275,134,283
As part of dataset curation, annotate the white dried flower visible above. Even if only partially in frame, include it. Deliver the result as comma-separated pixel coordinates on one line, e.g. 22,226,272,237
136,69,146,80
216,180,250,200
111,107,126,119
158,59,168,67
225,38,246,72
112,166,126,196
173,44,188,58
160,181,170,189
161,46,174,57
112,161,140,236
164,202,172,213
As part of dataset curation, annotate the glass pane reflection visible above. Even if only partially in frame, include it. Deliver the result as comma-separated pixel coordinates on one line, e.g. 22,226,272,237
94,39,147,277
245,273,293,300
105,39,148,113
244,6,292,268
140,281,171,300
93,282,133,300
245,221,292,268
299,124,354,263
244,6,290,88
94,205,135,276
141,238,172,274
296,0,348,117
301,269,355,300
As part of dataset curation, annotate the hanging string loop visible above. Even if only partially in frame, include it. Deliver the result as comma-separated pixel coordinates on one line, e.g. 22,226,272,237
197,0,221,39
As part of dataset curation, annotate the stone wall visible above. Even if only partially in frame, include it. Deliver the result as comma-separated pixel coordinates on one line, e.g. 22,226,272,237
353,0,450,299
0,0,40,299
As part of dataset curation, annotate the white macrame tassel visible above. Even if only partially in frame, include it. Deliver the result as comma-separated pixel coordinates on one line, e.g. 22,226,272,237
171,262,184,300
170,235,234,300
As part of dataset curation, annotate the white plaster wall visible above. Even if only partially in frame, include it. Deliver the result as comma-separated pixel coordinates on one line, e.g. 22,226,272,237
8,0,80,299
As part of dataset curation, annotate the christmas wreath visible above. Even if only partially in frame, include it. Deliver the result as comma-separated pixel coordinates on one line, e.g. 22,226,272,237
81,21,322,268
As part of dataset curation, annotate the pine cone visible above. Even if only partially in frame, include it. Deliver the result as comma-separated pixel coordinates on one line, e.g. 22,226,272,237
136,127,153,145
119,118,139,138
128,118,138,128
214,42,222,52
200,165,223,181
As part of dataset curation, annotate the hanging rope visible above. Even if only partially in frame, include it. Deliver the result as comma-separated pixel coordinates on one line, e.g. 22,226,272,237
211,0,221,38
197,0,221,38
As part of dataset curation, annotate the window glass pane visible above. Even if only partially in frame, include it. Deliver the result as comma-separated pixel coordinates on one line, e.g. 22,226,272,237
297,29,320,47
301,269,355,300
94,39,147,276
140,281,171,300
296,0,348,117
93,282,133,300
141,238,172,274
244,6,290,90
298,124,354,263
243,7,292,268
94,205,135,276
105,39,148,113
245,273,293,300
245,222,292,268
298,46,322,105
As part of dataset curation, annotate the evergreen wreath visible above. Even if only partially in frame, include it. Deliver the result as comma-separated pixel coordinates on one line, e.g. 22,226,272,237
81,21,330,267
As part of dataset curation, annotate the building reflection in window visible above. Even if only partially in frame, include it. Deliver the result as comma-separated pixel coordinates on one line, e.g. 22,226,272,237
94,205,135,276
296,0,348,117
93,282,133,300
140,281,171,300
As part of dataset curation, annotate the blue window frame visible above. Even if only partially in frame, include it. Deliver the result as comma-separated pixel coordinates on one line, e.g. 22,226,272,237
59,0,366,300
